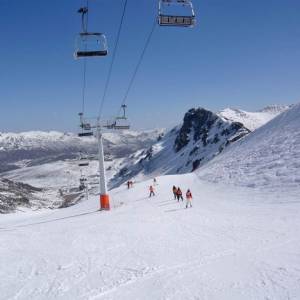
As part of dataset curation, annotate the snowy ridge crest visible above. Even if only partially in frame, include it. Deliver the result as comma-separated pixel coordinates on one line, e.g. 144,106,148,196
218,104,290,131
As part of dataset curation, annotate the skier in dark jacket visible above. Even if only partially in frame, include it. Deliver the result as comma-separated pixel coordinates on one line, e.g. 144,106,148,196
172,186,177,200
176,187,183,201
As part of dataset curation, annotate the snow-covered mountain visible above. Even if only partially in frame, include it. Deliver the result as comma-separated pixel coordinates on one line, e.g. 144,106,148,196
1,104,295,213
199,103,300,194
218,104,291,131
0,130,163,173
110,107,250,187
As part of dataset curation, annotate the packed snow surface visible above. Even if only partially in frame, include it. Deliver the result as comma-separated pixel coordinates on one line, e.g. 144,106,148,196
0,174,299,299
200,103,300,194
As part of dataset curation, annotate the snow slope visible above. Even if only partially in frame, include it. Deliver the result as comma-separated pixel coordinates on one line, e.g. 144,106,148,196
0,174,299,299
218,104,291,131
199,103,300,194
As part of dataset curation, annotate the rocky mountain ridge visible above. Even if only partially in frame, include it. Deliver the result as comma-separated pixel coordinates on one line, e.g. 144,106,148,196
110,107,250,187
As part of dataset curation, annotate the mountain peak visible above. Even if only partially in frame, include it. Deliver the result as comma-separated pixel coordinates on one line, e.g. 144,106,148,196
174,108,218,152
259,104,292,114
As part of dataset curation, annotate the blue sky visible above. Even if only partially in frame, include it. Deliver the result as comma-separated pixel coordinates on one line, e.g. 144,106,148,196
0,0,299,132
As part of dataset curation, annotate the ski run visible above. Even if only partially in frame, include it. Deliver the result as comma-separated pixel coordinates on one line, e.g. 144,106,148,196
1,173,300,299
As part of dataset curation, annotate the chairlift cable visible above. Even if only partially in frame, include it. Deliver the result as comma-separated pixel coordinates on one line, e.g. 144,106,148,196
98,0,129,119
117,19,156,117
81,59,87,114
80,0,89,115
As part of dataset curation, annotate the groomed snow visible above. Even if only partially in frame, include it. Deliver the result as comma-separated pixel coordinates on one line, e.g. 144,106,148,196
0,174,299,299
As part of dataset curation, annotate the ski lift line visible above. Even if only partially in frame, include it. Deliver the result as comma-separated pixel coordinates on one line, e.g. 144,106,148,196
81,58,87,114
117,19,156,117
79,0,90,33
80,0,90,115
98,0,129,119
158,0,195,27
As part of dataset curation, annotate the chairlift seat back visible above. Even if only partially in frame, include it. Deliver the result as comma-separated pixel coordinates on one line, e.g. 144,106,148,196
158,0,195,27
78,162,89,167
74,32,108,59
158,15,194,26
76,50,107,58
114,125,130,130
82,123,92,130
78,132,93,137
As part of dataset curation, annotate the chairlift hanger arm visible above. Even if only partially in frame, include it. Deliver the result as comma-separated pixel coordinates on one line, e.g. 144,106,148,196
78,6,89,33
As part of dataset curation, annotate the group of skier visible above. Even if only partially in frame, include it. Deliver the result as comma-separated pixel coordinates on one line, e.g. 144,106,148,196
173,186,193,208
126,177,192,209
127,180,134,189
148,183,193,209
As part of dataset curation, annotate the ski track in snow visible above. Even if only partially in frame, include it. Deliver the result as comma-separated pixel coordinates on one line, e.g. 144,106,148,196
0,174,300,300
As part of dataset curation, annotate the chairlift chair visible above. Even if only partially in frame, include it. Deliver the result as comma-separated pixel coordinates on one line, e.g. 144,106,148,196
79,176,87,191
105,119,130,130
78,113,93,137
81,122,92,131
74,32,108,59
113,121,130,130
158,0,196,27
78,161,89,167
78,131,93,137
78,155,89,167
114,104,130,130
104,156,113,162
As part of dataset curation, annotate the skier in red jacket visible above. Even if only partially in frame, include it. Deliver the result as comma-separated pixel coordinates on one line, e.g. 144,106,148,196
176,187,183,202
149,185,155,197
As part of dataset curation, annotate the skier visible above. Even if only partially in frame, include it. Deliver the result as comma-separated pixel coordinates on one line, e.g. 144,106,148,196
172,185,177,200
185,189,192,208
176,187,183,201
149,185,155,197
153,178,157,185
127,181,130,189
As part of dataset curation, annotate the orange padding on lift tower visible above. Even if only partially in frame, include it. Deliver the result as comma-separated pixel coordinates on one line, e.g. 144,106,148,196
100,194,110,210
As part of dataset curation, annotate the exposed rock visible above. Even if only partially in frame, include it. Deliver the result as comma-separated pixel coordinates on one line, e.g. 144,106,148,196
0,178,43,213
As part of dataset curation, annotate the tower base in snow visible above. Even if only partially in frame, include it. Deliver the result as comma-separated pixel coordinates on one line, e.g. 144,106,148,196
100,194,110,210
